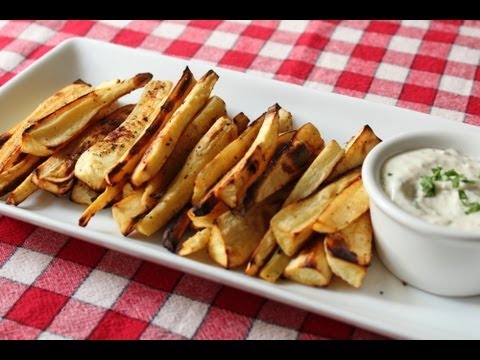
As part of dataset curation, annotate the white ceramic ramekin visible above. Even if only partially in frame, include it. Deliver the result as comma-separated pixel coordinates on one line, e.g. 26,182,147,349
362,130,480,297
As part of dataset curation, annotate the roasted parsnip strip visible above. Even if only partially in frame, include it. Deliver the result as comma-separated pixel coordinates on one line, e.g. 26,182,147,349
324,211,373,267
75,80,172,191
32,105,133,197
70,180,100,206
142,96,226,205
177,227,211,257
161,207,192,252
214,104,279,209
208,193,285,269
246,140,342,278
6,174,38,206
111,189,146,236
326,125,381,182
259,247,292,283
132,70,219,187
191,115,265,207
271,169,361,257
79,180,125,227
106,77,202,187
249,123,324,205
191,106,294,213
313,179,369,234
283,235,333,287
0,81,92,172
0,155,44,197
232,112,249,134
136,116,238,236
22,73,152,156
324,233,367,288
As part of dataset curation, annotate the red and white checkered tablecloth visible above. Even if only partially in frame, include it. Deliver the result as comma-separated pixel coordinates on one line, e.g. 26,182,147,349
0,20,479,340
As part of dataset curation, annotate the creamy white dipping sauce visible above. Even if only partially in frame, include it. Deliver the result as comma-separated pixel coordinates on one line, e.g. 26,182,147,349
382,148,480,230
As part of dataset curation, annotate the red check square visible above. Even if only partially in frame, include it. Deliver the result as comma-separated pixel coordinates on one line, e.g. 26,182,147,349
336,71,373,92
0,218,35,246
400,84,437,105
56,238,106,267
301,313,353,340
7,287,68,329
133,262,182,292
214,287,264,317
88,310,148,340
411,55,447,74
113,29,147,47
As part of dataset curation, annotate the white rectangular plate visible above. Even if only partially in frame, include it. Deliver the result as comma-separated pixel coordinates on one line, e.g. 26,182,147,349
1,38,479,340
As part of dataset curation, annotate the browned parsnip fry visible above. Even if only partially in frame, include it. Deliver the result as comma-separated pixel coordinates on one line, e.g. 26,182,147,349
313,179,369,234
177,227,211,256
324,234,367,288
122,182,136,199
245,229,277,276
0,81,92,174
22,73,152,156
326,125,381,182
324,211,372,267
32,105,133,197
284,140,344,206
208,194,284,269
132,70,219,187
6,174,38,206
70,180,99,206
142,96,227,205
75,80,172,191
0,81,92,170
191,107,294,209
246,140,343,278
161,207,192,252
0,122,22,149
0,155,44,197
259,249,292,283
214,104,279,209
136,116,238,236
283,235,333,287
79,180,125,227
245,140,343,281
188,201,230,230
278,108,294,133
232,112,249,134
107,80,212,187
271,169,361,257
249,123,324,205
191,116,265,207
111,189,146,235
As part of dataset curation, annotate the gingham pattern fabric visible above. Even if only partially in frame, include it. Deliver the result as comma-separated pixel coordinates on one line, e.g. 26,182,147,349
0,20,478,340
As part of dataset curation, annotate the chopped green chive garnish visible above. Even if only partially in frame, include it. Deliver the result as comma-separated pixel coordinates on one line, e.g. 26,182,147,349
422,168,478,215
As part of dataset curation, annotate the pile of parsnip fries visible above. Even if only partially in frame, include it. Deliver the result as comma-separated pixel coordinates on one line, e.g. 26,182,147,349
0,67,381,289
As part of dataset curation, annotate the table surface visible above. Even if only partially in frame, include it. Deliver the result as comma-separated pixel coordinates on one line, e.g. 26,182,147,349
0,20,479,340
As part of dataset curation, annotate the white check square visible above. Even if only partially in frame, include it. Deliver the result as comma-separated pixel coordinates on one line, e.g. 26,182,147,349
205,31,238,49
73,269,129,309
247,320,298,340
152,294,208,338
448,44,480,65
0,248,52,285
388,35,422,54
330,25,363,44
152,22,186,40
438,75,474,96
19,23,55,43
259,41,293,59
375,63,410,83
